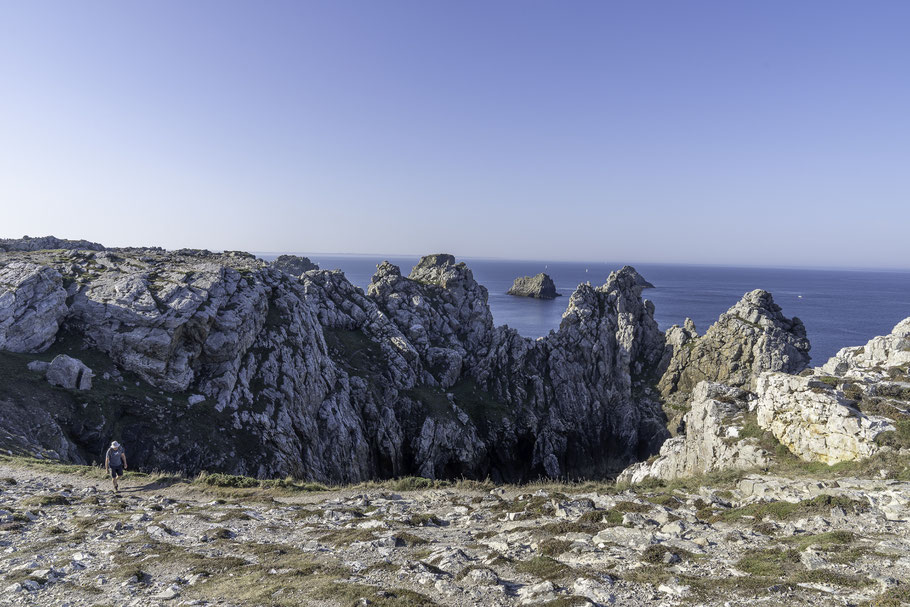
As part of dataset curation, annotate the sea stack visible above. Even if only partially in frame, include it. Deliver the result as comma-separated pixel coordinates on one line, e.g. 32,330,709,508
270,254,319,276
507,273,560,299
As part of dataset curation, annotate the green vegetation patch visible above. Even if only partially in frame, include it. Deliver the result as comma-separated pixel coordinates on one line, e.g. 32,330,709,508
874,420,910,450
713,494,869,523
450,378,512,434
538,538,573,557
22,494,70,507
513,555,574,582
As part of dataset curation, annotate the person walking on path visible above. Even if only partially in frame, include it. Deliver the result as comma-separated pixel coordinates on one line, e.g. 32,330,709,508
105,441,128,492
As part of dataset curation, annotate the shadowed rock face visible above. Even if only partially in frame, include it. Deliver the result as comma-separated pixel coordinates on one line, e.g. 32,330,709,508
0,247,672,482
507,273,560,299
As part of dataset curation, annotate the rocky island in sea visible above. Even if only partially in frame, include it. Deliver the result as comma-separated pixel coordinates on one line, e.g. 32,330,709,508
507,272,561,299
0,235,908,606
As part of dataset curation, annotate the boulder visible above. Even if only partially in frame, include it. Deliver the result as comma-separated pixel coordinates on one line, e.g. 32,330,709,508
821,317,910,378
506,273,560,299
45,355,93,390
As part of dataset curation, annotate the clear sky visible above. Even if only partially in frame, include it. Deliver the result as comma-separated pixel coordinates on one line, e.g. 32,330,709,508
1,1,908,268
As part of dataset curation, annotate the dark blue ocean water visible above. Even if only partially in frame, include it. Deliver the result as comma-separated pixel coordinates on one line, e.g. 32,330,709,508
259,254,910,365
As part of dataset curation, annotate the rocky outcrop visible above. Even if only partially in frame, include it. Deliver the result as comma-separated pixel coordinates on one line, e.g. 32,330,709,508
658,289,810,397
821,317,910,378
618,382,771,483
45,355,93,390
0,262,68,352
506,273,560,299
755,373,895,464
0,246,670,482
754,318,910,465
0,235,105,252
270,254,319,275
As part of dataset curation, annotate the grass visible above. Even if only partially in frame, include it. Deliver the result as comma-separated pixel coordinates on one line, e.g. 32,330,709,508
196,472,329,493
621,564,674,586
780,530,854,551
736,547,800,576
317,528,378,546
22,494,70,507
513,555,574,582
860,583,910,606
734,546,873,590
711,494,869,523
395,531,430,547
874,420,910,449
538,538,573,557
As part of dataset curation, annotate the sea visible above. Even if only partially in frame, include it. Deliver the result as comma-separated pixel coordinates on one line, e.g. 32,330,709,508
258,254,910,365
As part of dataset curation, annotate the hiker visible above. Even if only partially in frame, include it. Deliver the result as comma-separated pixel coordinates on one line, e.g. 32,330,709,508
105,441,128,492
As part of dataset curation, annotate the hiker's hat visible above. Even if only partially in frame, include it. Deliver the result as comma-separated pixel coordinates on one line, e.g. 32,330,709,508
111,441,120,448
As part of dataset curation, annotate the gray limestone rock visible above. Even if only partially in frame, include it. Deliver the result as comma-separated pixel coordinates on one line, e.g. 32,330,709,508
618,382,771,484
506,273,560,299
755,371,895,465
0,262,68,352
1,242,855,484
45,355,93,390
753,317,910,466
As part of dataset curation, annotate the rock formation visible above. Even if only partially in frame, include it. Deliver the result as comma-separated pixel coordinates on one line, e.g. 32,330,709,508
658,289,811,398
270,254,319,275
618,381,771,483
506,273,560,299
4,238,899,486
0,246,670,482
0,261,69,352
754,318,910,465
624,316,909,484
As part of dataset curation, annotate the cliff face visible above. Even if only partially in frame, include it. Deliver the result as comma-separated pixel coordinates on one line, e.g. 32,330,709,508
0,247,671,482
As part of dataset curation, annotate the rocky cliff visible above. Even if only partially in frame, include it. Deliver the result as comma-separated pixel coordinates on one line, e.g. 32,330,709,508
0,245,673,483
658,289,811,399
623,316,910,484
618,382,771,483
755,318,910,465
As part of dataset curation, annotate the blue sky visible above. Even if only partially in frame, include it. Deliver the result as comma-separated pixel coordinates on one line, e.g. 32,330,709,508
1,1,908,268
